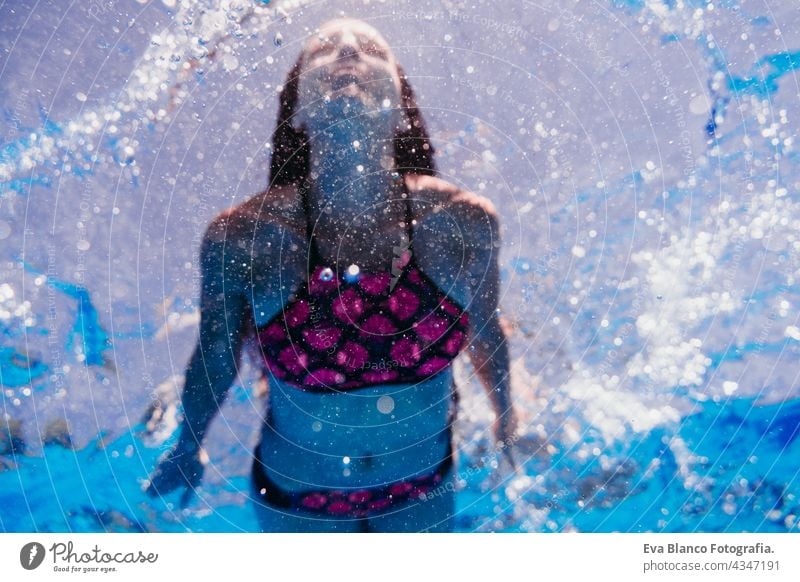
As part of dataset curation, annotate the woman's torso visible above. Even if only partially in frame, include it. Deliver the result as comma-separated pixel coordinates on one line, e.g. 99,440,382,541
231,176,471,491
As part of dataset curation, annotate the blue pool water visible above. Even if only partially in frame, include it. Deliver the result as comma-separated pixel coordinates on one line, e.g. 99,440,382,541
1,0,799,532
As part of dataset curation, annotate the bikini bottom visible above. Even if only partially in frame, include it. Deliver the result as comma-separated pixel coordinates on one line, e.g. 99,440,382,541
251,439,453,519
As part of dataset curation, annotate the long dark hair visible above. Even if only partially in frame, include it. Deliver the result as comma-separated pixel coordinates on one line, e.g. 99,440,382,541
268,52,437,193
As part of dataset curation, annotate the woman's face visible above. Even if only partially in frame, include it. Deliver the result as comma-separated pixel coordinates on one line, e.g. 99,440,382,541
293,19,404,133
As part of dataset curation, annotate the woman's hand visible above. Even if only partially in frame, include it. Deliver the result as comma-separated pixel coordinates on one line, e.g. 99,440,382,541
145,439,206,505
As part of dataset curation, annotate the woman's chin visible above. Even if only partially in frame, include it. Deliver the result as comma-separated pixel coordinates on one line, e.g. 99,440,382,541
299,86,397,131
330,72,361,91
323,90,375,116
328,85,376,108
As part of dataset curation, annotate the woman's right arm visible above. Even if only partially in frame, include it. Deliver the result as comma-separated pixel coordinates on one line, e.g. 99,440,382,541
146,215,247,497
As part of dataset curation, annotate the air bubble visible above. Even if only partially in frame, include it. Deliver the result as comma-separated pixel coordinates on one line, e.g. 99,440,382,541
273,32,283,47
319,267,334,282
345,264,360,283
377,395,395,414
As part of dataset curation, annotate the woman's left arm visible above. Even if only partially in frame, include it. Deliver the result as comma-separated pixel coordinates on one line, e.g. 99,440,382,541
457,198,519,452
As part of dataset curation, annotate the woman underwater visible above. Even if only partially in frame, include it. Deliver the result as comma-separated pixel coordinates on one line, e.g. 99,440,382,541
147,17,518,532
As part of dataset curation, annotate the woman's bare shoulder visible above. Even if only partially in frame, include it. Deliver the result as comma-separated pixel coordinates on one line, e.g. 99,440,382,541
203,185,306,245
405,174,498,224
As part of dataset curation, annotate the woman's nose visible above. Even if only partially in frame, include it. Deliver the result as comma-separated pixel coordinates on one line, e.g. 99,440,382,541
338,43,358,61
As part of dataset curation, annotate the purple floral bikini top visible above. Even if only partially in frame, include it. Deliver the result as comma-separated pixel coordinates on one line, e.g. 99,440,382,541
254,249,470,392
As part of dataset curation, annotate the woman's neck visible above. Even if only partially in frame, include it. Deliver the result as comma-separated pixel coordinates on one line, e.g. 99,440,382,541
306,119,399,205
305,123,408,268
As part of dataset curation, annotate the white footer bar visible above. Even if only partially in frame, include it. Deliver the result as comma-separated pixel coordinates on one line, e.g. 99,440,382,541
2,533,797,581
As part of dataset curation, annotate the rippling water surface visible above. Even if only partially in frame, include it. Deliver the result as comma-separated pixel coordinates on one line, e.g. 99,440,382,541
1,0,798,532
